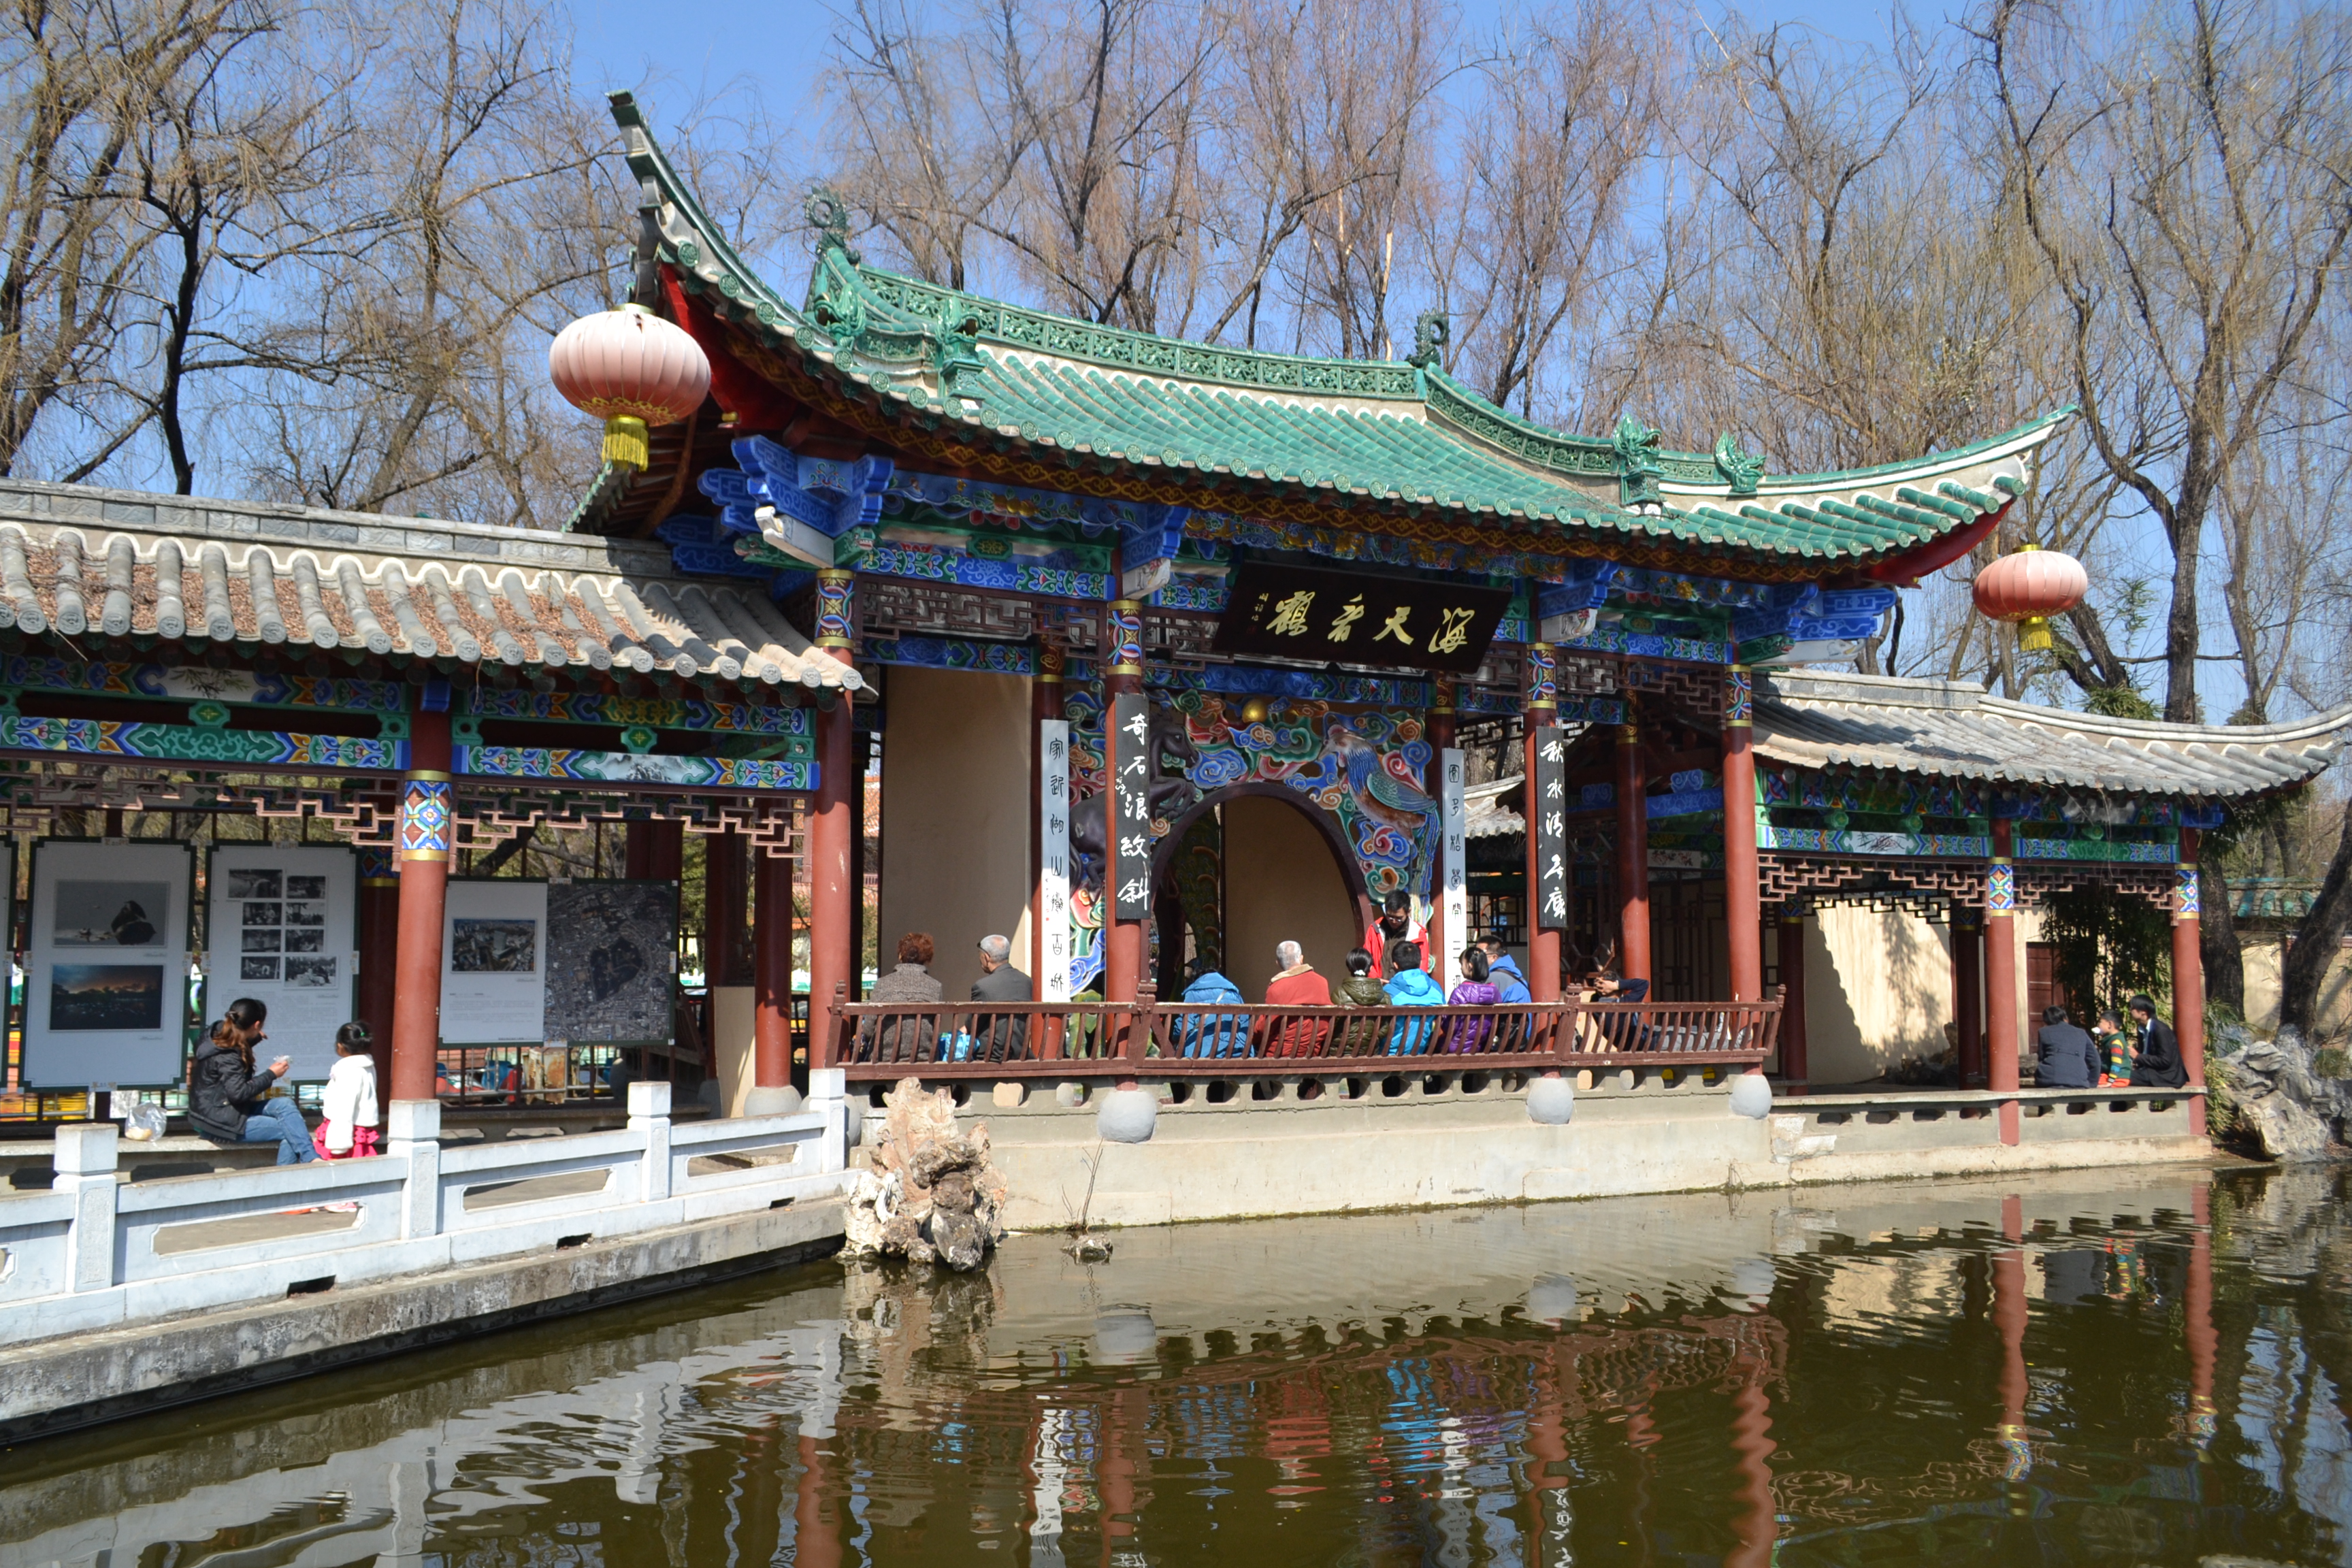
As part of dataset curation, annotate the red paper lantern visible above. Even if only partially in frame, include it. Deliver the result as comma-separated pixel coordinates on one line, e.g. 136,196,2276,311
549,304,711,472
1972,544,2087,652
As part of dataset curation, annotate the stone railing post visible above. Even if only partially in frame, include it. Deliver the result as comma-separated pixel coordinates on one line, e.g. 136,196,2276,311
806,1066,847,1173
54,1122,119,1294
630,1080,672,1203
389,1098,443,1240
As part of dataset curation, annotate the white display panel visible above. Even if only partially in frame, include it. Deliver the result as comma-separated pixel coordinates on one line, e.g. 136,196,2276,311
203,844,357,1080
25,839,193,1088
441,879,549,1044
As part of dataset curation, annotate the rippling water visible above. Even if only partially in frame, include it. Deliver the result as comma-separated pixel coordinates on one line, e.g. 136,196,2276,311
13,1164,2352,1566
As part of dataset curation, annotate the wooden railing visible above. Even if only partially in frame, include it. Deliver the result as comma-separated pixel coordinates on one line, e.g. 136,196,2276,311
820,985,1780,1079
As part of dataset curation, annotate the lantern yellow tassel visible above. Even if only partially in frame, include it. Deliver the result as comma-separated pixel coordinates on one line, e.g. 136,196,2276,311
2019,615,2053,652
602,415,651,472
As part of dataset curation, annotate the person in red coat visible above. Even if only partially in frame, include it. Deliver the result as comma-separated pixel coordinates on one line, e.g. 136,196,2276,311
1359,892,1425,979
1264,940,1333,1056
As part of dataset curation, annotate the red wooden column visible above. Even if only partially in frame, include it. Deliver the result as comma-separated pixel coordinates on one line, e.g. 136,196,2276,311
1101,599,1147,1005
357,849,400,1088
1614,703,1652,984
1722,667,1761,1002
1522,644,1561,1001
1426,679,1456,975
2176,826,2208,1134
1953,904,1986,1088
1777,909,1808,1085
625,819,683,882
706,829,751,987
806,569,859,1070
753,844,794,1098
389,705,453,1103
1987,819,2021,1145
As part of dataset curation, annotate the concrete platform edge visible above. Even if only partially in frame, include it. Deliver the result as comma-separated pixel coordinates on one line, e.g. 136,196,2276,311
0,1196,847,1446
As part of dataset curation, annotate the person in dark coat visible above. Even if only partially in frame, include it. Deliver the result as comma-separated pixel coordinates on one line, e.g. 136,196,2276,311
2034,1004,2102,1089
188,997,316,1164
2128,993,2189,1088
970,933,1030,1060
864,932,943,1063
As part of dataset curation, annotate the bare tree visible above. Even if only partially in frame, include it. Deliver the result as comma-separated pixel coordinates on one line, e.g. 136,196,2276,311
1976,0,2352,721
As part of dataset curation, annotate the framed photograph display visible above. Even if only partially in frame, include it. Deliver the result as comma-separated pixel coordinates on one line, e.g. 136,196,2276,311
544,881,677,1045
25,839,194,1088
442,879,548,1044
203,844,357,1080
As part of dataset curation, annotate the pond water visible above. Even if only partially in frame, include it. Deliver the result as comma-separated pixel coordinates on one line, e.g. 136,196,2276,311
9,1165,2352,1567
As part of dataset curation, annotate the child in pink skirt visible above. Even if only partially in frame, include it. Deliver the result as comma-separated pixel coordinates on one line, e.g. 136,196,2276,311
314,1023,381,1160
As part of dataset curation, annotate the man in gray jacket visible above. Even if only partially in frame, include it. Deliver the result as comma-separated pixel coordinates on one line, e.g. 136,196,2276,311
2034,1004,2102,1089
970,934,1031,1060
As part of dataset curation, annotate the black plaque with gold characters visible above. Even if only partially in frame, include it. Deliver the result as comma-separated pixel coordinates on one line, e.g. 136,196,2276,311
1213,561,1512,674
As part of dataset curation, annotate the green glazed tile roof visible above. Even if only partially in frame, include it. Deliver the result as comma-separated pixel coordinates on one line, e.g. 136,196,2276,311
601,93,2074,569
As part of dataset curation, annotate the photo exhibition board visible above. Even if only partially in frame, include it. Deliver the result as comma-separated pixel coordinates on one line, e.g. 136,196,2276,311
542,881,678,1045
441,879,549,1045
25,839,193,1088
203,844,357,1080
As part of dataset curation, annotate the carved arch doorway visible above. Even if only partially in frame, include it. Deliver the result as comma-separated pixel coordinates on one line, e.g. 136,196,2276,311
1147,782,1378,1002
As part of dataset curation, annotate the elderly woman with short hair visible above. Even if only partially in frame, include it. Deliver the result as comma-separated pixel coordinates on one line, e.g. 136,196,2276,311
864,932,943,1063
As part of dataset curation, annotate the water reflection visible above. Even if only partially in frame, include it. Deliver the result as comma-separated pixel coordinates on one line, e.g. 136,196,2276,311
13,1165,2352,1565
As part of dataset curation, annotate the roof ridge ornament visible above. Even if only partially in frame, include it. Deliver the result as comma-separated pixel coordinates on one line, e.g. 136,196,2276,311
806,187,861,265
1614,415,1664,508
1405,310,1450,372
1712,433,1764,497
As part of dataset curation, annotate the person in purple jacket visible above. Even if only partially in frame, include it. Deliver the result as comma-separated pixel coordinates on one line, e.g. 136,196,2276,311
1446,945,1500,1051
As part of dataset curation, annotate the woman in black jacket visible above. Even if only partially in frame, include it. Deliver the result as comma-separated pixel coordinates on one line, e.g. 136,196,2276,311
189,997,316,1163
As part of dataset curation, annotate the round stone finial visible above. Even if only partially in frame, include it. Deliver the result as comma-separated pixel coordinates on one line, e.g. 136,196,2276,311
1097,1086,1158,1143
1729,1073,1774,1119
1526,1074,1575,1125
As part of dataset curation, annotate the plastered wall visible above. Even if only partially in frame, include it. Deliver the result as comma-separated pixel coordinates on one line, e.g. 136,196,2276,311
1801,905,2041,1085
2241,936,2352,1036
877,666,1033,1000
1220,794,1362,1000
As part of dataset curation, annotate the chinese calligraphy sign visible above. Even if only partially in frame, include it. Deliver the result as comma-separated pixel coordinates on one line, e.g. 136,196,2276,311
1213,561,1510,674
1110,692,1154,921
1532,726,1568,929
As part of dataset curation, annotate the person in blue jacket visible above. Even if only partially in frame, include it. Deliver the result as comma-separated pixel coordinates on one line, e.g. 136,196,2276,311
1480,935,1532,1005
1382,940,1446,1053
1179,958,1248,1058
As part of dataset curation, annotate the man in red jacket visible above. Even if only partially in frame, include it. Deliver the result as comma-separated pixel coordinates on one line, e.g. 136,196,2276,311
1359,892,1425,979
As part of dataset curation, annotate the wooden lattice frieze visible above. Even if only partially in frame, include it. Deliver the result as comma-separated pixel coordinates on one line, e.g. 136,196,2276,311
2016,863,2173,911
859,579,1037,644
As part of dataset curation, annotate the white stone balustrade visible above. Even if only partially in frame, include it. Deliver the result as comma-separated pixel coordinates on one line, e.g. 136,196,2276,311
0,1070,850,1347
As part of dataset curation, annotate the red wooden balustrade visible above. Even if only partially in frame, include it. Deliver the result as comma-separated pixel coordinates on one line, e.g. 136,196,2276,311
818,983,1780,1079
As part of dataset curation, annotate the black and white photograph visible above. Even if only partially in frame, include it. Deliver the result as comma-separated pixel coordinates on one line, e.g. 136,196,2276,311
284,900,325,927
282,956,338,989
53,881,167,947
224,868,280,901
242,928,281,953
49,964,165,1030
284,928,325,953
241,902,282,928
453,918,538,973
284,875,325,900
240,956,279,982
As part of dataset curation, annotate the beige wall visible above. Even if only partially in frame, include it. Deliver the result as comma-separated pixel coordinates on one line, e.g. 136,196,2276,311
2242,935,2352,1036
1802,904,2041,1084
1221,794,1361,1000
877,666,1033,1000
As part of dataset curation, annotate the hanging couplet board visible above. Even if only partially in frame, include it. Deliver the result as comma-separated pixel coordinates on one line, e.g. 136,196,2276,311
204,844,357,1080
26,839,192,1088
1038,719,1073,1002
1212,561,1512,674
1439,747,1468,993
442,879,550,1045
1109,692,1154,922
1532,727,1569,930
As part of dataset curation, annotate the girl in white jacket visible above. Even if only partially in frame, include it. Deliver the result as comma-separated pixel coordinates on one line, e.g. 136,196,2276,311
315,1023,380,1159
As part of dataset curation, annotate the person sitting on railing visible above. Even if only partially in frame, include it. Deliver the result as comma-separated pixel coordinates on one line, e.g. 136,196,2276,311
1446,946,1500,1052
1589,970,1650,1051
1331,947,1388,1054
1479,935,1531,1006
970,934,1031,1061
1264,940,1333,1057
187,999,316,1166
1360,892,1426,979
1382,941,1446,1054
1178,956,1249,1058
864,932,943,1063
2034,1004,2102,1090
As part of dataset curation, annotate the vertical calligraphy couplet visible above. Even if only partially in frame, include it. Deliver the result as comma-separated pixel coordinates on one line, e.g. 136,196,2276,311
1110,691,1154,922
1439,747,1467,994
1037,719,1073,1003
1532,729,1569,930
